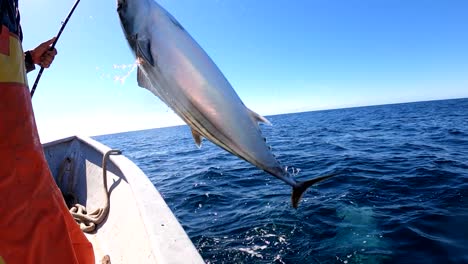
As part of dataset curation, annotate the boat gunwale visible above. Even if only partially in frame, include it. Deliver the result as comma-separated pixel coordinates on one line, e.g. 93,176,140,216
42,135,204,263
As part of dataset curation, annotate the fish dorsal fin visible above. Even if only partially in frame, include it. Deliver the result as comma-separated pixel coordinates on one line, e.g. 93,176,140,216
248,108,271,126
136,38,155,66
137,68,152,89
191,128,203,148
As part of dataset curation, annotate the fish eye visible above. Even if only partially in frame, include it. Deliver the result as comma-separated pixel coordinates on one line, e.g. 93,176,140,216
117,0,126,11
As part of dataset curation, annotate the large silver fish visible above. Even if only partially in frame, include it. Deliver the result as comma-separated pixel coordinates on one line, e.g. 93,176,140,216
117,0,334,208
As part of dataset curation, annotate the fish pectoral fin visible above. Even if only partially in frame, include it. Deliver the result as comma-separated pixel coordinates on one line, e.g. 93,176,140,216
248,108,272,126
136,38,155,66
191,128,203,148
137,68,152,89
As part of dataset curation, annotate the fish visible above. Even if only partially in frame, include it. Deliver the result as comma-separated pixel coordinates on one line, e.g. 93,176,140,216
116,0,334,208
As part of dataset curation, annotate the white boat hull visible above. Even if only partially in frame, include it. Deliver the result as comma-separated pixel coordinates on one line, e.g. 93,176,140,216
43,136,203,264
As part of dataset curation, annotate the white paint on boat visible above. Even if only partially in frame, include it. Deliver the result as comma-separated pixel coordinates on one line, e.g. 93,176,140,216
42,135,203,264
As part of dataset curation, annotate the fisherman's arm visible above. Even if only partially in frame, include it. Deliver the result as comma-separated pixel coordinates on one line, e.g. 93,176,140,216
24,37,58,73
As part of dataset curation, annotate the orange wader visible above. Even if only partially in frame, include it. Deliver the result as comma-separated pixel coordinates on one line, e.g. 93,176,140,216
0,26,95,264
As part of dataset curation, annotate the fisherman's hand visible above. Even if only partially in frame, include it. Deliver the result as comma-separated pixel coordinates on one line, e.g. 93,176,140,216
31,37,58,68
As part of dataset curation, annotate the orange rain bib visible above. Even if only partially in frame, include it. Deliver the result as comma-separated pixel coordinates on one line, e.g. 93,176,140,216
0,25,94,264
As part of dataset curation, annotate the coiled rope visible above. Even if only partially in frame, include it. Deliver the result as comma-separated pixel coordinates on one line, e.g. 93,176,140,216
57,149,122,233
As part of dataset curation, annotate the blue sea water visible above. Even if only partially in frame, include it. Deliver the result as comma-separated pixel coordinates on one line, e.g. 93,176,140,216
95,98,468,264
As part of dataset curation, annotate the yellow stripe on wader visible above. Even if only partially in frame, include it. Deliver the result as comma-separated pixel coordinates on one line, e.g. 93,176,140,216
0,27,28,86
0,255,5,264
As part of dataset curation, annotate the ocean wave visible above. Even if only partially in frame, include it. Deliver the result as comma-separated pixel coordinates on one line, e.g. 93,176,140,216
96,98,468,263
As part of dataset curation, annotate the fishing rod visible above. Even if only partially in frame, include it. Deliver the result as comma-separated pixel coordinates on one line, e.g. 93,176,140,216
30,0,81,98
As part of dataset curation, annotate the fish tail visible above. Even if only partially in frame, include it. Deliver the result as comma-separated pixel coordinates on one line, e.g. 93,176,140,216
291,173,336,208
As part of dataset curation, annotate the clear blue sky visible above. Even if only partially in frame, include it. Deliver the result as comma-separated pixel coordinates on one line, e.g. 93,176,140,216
19,0,468,141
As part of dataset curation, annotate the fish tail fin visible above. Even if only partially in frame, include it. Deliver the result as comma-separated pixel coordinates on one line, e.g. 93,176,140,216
291,173,336,208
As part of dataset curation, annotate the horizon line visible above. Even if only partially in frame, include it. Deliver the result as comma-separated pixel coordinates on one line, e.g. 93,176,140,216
91,96,467,138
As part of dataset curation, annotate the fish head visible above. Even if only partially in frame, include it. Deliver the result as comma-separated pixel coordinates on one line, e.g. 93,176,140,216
117,0,150,42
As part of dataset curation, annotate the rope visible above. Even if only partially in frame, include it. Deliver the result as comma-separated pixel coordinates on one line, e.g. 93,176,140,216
57,149,122,233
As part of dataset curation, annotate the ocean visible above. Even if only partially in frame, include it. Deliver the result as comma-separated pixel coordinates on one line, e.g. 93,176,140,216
95,98,468,264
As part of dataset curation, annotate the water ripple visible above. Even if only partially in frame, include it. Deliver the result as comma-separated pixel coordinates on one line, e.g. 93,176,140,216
96,98,468,263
